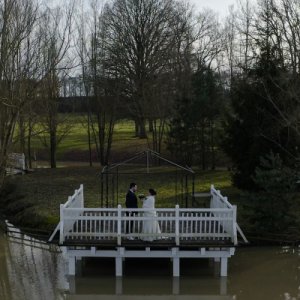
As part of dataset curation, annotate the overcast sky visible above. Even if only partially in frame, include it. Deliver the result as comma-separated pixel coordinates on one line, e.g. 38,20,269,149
49,0,242,18
188,0,237,17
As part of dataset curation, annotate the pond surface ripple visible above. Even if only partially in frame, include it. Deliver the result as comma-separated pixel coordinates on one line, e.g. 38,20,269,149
0,231,300,300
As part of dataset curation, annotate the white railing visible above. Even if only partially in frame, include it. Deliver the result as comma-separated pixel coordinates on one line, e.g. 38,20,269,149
210,185,238,244
210,185,232,209
59,205,237,246
52,185,242,245
59,184,84,243
6,153,26,175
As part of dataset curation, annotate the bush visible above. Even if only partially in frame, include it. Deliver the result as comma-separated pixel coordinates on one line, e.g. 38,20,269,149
244,152,298,233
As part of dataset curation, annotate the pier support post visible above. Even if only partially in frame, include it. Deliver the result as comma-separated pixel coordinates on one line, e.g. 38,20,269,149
76,257,82,276
115,257,123,277
172,277,180,294
68,275,76,294
68,256,76,275
220,257,228,277
211,248,220,262
115,277,123,294
220,277,227,295
116,247,124,277
172,248,180,277
173,257,180,277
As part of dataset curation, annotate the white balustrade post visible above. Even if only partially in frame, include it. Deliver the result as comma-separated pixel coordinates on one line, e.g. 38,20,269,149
232,205,238,245
210,185,214,207
221,196,231,210
59,204,64,244
175,205,180,246
21,153,26,171
79,184,84,207
117,205,122,245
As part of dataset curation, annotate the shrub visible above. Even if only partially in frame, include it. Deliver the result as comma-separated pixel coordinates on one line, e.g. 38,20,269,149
244,152,298,233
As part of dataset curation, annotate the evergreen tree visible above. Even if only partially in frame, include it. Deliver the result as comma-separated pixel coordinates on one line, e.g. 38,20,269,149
245,152,298,233
223,45,300,189
167,67,224,168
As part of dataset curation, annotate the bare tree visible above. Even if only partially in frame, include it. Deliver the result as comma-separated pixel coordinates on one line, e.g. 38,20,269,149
223,6,237,84
269,0,300,74
195,9,223,71
36,2,75,168
147,1,196,153
35,2,74,168
87,1,120,166
0,0,39,186
75,0,96,166
102,0,179,139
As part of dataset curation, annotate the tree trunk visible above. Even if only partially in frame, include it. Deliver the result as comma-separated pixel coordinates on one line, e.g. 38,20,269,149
152,119,156,152
149,119,153,132
104,117,115,165
0,166,5,191
50,127,57,168
139,118,147,139
210,121,215,170
27,124,32,169
87,112,93,167
201,125,206,170
18,115,26,154
134,118,139,137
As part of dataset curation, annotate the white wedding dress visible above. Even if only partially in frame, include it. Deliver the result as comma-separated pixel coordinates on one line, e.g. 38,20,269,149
142,195,161,241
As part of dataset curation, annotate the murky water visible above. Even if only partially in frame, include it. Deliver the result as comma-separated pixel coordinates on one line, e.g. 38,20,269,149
0,230,300,300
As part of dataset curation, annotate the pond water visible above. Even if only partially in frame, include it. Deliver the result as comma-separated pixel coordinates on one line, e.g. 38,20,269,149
0,230,300,300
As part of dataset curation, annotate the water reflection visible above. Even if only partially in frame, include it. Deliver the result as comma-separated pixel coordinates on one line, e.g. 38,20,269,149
0,231,67,300
66,276,231,300
228,246,300,300
2,229,300,300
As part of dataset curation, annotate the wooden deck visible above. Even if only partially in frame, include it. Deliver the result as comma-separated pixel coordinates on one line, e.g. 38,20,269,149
63,238,234,249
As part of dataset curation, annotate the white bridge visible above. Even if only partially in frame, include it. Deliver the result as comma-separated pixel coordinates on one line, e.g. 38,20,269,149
49,185,247,278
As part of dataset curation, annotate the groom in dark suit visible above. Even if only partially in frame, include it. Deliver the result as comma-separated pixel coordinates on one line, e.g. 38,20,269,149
125,183,138,239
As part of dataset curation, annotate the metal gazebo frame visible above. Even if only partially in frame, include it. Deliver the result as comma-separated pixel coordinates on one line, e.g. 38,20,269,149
100,149,195,208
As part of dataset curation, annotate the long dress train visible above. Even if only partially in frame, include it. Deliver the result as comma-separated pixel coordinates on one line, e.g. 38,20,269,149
142,195,161,241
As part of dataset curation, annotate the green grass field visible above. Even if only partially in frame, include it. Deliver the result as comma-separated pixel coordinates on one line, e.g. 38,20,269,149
2,166,237,232
26,118,151,163
3,117,242,233
5,118,300,242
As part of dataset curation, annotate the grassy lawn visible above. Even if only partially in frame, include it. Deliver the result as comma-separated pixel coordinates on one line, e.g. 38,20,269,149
27,118,150,163
5,119,300,243
4,117,244,234
1,166,238,232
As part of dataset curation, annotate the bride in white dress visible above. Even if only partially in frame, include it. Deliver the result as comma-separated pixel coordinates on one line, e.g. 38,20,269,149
141,189,161,241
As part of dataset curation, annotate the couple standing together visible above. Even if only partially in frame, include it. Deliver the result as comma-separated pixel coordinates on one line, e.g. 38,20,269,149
125,183,161,241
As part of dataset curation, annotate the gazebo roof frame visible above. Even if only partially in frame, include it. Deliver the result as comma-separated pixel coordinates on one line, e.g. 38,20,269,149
101,149,195,174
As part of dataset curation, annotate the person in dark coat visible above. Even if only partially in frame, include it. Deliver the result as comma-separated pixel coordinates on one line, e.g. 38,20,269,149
126,182,138,209
125,183,138,238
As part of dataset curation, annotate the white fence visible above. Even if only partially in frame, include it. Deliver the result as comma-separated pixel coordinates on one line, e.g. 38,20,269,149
56,185,238,245
6,153,26,175
210,185,232,209
59,184,84,244
210,185,237,245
